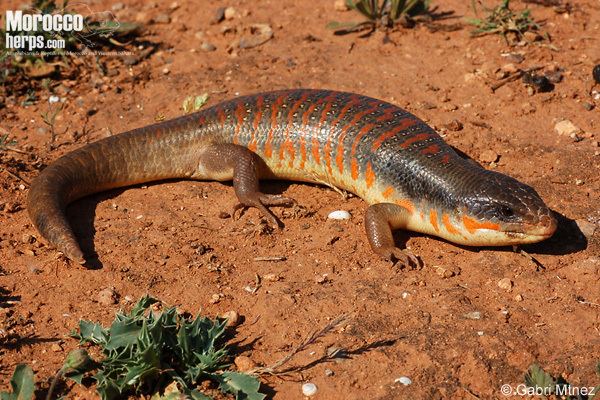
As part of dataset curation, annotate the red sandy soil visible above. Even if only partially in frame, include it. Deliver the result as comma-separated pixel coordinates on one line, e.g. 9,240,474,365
1,0,599,399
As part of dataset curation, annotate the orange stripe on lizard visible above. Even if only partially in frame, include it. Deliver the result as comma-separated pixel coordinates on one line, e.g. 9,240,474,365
442,213,460,235
364,162,375,188
248,95,264,152
336,102,379,174
462,215,500,234
264,94,285,158
324,94,360,176
299,102,318,169
399,132,433,149
216,106,226,128
429,209,440,233
233,101,246,144
421,144,440,155
280,92,310,165
349,122,376,180
382,186,394,199
395,199,415,214
312,92,337,167
371,118,418,151
376,105,395,122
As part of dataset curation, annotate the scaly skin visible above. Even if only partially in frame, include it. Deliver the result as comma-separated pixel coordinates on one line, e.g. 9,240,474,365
27,89,557,264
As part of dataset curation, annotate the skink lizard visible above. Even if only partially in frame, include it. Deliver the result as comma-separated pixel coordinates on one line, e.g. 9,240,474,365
27,89,557,264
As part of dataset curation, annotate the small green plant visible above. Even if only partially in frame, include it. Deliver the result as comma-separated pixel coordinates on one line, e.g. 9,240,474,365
0,134,18,152
46,349,94,400
525,363,600,399
70,295,265,400
327,0,431,35
182,93,210,114
467,0,542,44
0,364,35,400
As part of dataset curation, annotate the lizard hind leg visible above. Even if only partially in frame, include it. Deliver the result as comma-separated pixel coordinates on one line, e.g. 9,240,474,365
199,143,295,228
364,203,421,268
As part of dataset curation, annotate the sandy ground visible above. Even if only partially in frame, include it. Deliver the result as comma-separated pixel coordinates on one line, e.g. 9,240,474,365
1,0,599,399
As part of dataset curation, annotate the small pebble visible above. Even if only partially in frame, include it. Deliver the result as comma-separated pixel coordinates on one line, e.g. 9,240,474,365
521,102,536,114
514,294,524,302
162,67,170,75
501,63,518,74
583,102,594,111
501,52,525,63
479,150,499,163
234,355,257,371
463,311,482,320
218,211,231,219
200,42,217,52
221,310,240,327
575,219,596,239
21,233,34,244
554,120,581,136
302,383,318,397
328,210,351,220
211,7,226,24
523,31,542,42
325,368,334,376
544,70,563,84
593,64,600,84
334,0,349,11
498,278,513,291
263,273,281,282
97,287,118,305
48,95,60,104
224,6,236,20
395,376,412,386
51,343,63,352
153,13,171,24
209,293,221,304
443,119,463,131
433,265,454,278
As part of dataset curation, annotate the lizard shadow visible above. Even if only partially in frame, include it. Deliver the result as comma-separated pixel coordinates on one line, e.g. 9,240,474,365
65,179,297,269
66,186,131,270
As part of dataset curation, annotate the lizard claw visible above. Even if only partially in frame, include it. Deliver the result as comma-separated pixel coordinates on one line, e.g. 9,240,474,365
377,246,421,269
232,193,296,229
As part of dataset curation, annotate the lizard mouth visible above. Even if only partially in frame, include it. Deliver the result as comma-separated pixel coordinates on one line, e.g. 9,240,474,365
504,214,557,242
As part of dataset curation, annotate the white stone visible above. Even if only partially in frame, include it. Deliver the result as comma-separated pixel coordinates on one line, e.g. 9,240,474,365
327,210,351,220
554,119,581,136
395,376,412,386
302,382,318,396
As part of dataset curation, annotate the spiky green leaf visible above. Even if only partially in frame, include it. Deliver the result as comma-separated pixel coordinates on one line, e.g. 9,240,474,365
524,363,555,394
0,364,35,400
217,372,265,400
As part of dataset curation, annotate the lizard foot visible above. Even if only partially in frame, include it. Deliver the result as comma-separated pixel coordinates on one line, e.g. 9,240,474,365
376,246,421,269
233,193,296,229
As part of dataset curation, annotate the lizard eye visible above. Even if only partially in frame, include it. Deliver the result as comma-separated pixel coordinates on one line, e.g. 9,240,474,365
498,205,515,220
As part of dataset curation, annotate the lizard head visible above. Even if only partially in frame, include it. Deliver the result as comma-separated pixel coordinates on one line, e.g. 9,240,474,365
453,171,557,246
